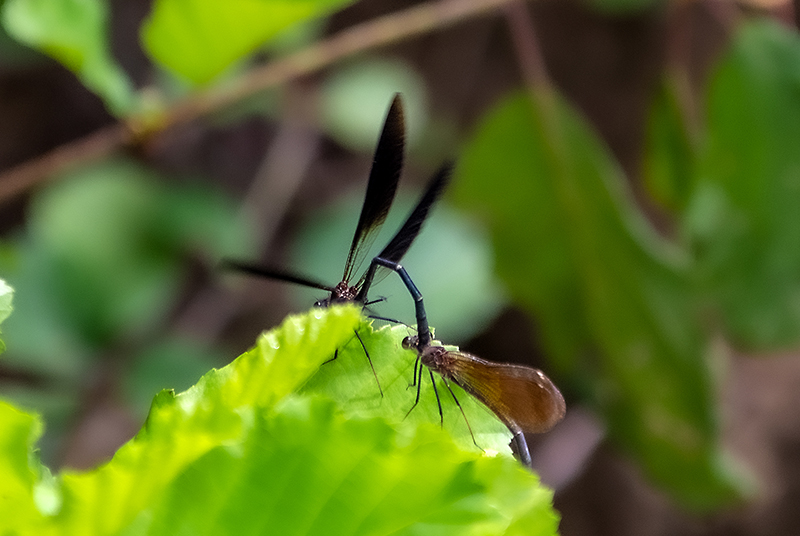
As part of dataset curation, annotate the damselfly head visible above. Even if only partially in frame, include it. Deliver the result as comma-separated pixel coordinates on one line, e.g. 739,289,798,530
401,335,418,350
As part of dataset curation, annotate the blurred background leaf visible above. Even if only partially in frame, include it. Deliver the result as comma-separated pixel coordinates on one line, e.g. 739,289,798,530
142,0,354,84
0,158,255,461
22,158,252,345
320,57,429,151
1,0,135,115
688,20,800,350
454,91,748,510
642,78,697,212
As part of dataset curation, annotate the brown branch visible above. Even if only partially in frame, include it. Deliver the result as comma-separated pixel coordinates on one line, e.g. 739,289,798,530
0,0,520,206
502,0,551,92
0,124,131,204
794,0,800,31
502,0,559,133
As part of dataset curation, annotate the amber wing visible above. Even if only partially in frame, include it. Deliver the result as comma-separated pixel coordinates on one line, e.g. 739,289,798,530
446,351,566,434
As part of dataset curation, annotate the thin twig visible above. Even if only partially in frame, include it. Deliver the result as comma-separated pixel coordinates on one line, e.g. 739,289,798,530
240,120,321,250
501,0,559,131
502,0,551,91
0,123,131,204
0,0,520,206
794,0,800,31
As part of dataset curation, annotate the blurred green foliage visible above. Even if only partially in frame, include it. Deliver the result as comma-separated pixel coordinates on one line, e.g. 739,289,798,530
454,19,800,510
642,79,696,212
320,58,429,152
0,159,253,456
687,21,800,349
3,158,253,346
0,0,355,113
2,0,135,114
142,0,353,84
0,307,560,535
455,91,746,511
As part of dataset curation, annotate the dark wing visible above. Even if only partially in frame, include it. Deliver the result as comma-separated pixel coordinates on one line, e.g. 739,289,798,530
447,352,566,434
342,94,405,283
355,162,453,293
377,162,453,264
220,259,335,292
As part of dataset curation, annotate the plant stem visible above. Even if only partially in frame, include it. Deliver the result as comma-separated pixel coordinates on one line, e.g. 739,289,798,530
502,0,551,92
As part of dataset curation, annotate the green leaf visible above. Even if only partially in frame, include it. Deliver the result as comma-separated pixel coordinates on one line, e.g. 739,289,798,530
0,279,12,354
453,96,593,380
135,397,552,536
642,77,697,212
455,91,748,510
0,307,559,534
301,322,512,456
689,20,800,349
0,400,48,534
142,0,354,85
1,0,135,115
